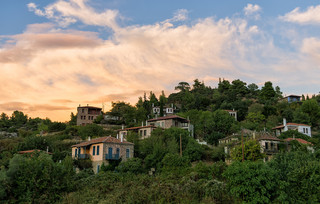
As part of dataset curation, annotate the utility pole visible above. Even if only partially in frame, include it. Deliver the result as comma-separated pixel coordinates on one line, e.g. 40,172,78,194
180,134,182,156
241,129,244,162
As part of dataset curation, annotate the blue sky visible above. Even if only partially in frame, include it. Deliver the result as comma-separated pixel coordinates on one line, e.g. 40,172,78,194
0,0,320,121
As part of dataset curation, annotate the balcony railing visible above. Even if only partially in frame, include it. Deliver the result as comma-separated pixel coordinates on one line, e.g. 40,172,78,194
105,154,120,160
263,149,278,154
77,154,90,159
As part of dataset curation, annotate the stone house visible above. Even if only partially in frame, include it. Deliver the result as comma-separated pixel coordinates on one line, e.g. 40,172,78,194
76,105,102,126
72,136,134,173
118,125,157,140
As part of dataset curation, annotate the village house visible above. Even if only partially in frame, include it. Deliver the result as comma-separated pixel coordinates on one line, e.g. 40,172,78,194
147,115,194,137
224,109,237,121
77,105,102,126
257,135,282,161
273,118,311,137
282,95,301,103
152,104,175,117
118,124,157,140
72,136,134,173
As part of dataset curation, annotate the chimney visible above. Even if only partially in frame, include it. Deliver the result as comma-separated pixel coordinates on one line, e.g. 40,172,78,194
122,124,124,130
87,104,88,106
142,121,144,127
79,104,81,107
88,136,91,141
46,146,49,153
145,120,148,126
121,133,123,142
283,118,288,131
116,134,119,139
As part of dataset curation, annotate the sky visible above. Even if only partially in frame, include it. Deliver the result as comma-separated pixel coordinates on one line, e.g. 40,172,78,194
1,0,320,121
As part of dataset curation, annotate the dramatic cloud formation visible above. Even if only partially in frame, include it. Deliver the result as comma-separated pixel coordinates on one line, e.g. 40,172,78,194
281,5,320,25
1,1,320,121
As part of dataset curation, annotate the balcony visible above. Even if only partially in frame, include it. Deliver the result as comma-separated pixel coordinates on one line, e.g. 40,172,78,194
263,149,279,154
105,154,120,160
77,154,90,159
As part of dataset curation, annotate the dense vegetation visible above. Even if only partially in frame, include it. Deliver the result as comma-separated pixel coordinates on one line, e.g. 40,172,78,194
0,78,320,203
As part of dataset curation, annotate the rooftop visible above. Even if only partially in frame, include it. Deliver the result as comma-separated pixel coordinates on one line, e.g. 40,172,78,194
72,136,133,147
78,105,102,110
147,115,188,122
284,138,312,145
119,125,155,131
272,123,311,129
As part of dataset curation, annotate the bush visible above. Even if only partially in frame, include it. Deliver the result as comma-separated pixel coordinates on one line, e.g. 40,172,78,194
115,158,143,174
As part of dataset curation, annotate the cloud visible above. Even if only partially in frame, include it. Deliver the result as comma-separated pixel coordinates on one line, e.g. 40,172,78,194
244,4,261,19
28,0,120,29
1,1,320,121
281,5,320,25
0,102,72,112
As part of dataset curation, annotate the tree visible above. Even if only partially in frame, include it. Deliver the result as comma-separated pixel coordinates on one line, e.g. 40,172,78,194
69,112,77,126
300,99,320,127
231,139,265,162
224,161,277,203
259,81,276,103
175,82,190,92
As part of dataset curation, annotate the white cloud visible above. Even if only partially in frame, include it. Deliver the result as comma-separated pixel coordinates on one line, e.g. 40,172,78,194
281,5,320,25
28,0,119,29
244,4,261,19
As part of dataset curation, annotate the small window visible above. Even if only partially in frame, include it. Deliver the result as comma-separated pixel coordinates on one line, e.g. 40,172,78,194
75,149,77,156
306,128,308,134
82,109,84,113
93,146,96,156
265,142,269,150
78,148,81,154
97,146,100,155
144,130,147,136
97,165,100,173
84,116,86,120
126,149,130,158
303,128,306,133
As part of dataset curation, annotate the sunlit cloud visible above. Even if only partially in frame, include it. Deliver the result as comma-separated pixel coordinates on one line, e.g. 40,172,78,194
281,5,320,25
0,1,320,121
243,4,261,19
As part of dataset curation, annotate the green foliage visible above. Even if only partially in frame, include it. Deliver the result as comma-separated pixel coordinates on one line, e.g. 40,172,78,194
161,153,190,173
231,139,265,162
48,121,67,132
69,112,77,126
224,161,277,203
279,129,311,141
116,158,143,174
77,123,105,139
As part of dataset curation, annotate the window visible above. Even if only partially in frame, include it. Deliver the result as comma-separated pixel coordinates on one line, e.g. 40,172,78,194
126,149,130,158
265,142,269,149
82,109,84,113
303,128,306,133
97,165,100,173
144,130,147,136
97,145,100,155
93,146,96,156
306,128,308,134
271,142,274,150
78,148,81,154
139,130,143,136
75,149,77,156
84,116,86,120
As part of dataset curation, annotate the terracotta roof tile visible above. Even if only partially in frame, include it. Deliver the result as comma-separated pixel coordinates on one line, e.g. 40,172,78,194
147,115,188,122
257,135,282,141
72,136,133,147
285,138,312,145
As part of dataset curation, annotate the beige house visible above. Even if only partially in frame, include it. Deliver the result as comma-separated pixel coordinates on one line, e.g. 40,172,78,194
77,105,102,126
118,125,156,140
257,135,281,161
147,115,194,137
72,136,134,173
224,109,237,121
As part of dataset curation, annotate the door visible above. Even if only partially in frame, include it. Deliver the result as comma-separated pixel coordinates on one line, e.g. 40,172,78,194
108,147,113,159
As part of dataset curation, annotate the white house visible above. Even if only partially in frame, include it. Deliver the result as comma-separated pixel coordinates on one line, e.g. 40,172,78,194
272,118,311,137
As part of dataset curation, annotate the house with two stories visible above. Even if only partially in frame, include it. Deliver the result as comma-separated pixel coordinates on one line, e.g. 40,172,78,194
272,118,311,137
72,136,134,173
118,125,157,140
77,105,102,126
152,104,175,117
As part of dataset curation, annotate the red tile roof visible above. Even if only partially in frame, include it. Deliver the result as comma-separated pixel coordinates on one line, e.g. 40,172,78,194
285,138,312,145
257,135,282,141
147,115,188,122
119,125,155,131
72,136,133,147
272,123,311,129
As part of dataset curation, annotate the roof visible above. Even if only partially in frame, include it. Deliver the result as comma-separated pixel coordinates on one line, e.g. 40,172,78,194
272,123,311,129
147,115,188,122
285,138,312,145
119,125,155,131
224,109,237,112
257,135,281,141
72,136,133,147
283,95,301,98
18,149,53,154
78,106,102,110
